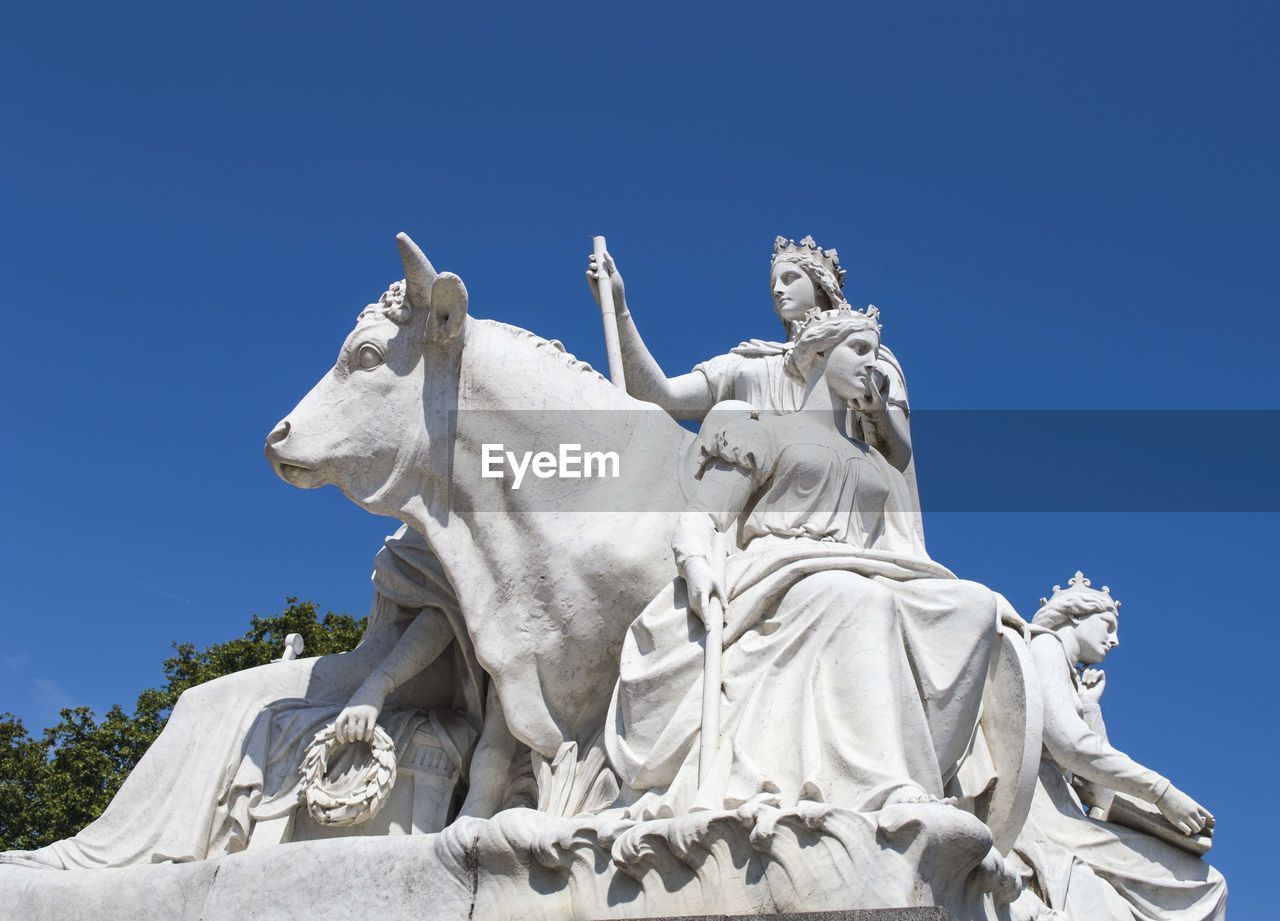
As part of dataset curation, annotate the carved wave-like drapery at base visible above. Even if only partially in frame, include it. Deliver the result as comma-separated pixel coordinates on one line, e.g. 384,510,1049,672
0,802,1019,921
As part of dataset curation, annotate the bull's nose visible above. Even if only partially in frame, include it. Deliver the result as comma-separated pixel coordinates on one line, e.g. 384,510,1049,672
265,419,290,452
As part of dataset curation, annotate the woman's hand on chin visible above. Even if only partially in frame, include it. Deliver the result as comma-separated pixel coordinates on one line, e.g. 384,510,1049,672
851,368,888,413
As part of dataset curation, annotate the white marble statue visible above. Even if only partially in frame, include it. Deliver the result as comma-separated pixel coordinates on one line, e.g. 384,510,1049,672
607,306,1001,817
1009,573,1227,919
0,232,1230,921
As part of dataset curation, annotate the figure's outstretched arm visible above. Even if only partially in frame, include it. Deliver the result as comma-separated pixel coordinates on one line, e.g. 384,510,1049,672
587,250,713,418
1032,636,1213,835
1035,636,1166,798
616,315,715,418
335,607,454,743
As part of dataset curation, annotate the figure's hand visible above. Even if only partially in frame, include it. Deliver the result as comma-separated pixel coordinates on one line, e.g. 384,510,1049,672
586,251,627,313
335,673,392,744
1079,668,1106,705
682,556,726,626
849,365,890,447
850,366,890,443
850,366,888,413
1157,785,1214,836
335,703,379,744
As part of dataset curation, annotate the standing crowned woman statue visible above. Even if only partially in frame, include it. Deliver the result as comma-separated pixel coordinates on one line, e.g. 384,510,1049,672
605,305,1002,816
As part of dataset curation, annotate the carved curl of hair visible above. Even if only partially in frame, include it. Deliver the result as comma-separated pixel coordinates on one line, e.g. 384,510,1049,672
784,310,882,383
1031,592,1118,631
357,280,412,326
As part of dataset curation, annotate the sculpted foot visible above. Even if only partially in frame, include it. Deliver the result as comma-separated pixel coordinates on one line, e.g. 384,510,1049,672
882,784,958,808
1004,889,1065,921
975,845,1022,905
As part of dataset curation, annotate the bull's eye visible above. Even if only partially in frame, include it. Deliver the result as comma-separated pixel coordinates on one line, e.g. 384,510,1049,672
355,344,385,371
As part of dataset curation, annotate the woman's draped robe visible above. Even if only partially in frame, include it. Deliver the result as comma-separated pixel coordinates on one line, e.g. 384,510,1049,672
606,412,998,816
5,528,481,869
1012,633,1227,920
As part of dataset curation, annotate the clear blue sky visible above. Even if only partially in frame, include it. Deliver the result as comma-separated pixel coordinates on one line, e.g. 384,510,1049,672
1,2,1275,913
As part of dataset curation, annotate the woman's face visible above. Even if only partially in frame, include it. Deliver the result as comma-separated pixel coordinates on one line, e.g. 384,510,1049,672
771,262,822,321
822,330,880,402
1074,606,1120,665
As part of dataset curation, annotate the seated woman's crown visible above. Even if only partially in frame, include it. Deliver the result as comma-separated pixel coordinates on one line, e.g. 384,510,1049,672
773,235,847,288
795,302,881,336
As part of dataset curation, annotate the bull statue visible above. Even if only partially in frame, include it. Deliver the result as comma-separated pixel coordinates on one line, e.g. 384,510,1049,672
265,233,699,819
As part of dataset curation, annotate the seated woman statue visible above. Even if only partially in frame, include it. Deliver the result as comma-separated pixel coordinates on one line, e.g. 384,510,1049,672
605,305,1000,816
587,235,912,476
1,533,483,869
1011,573,1227,919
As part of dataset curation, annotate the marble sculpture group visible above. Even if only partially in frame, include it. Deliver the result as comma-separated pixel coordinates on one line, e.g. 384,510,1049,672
0,233,1228,921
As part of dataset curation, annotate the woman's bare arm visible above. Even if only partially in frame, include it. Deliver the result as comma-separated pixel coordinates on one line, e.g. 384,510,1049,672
1033,635,1215,834
860,404,913,472
1032,635,1168,802
588,251,713,418
853,369,912,473
336,608,454,743
615,313,715,417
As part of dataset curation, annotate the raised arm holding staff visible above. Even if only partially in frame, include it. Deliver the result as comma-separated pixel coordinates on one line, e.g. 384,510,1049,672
586,236,914,474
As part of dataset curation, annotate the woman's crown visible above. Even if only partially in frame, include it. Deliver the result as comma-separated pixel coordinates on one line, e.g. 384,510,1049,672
773,235,847,288
793,302,881,337
1039,570,1122,609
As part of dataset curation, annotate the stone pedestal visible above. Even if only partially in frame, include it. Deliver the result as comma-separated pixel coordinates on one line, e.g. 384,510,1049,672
623,913,958,920
0,804,1000,921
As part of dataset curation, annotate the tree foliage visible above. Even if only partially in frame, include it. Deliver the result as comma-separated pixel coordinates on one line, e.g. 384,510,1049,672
0,598,364,851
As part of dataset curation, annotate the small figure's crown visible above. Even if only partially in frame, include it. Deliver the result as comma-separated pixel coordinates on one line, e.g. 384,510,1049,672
793,302,881,337
1039,570,1122,610
773,235,847,289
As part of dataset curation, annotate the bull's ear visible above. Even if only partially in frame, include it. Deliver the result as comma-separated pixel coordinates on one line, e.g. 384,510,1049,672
426,272,468,342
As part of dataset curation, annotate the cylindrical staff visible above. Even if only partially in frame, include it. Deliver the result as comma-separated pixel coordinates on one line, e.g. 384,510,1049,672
698,596,723,786
698,534,728,786
592,235,627,389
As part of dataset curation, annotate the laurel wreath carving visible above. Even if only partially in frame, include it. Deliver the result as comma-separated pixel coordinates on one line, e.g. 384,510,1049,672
299,723,398,826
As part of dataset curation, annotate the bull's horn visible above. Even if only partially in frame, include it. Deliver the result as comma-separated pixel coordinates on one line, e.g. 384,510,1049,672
397,232,437,311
